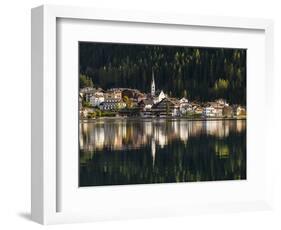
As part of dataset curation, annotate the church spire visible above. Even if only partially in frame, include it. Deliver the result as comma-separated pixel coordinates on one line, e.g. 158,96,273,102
151,70,155,97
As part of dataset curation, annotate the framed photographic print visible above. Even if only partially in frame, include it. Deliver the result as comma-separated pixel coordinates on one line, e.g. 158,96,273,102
78,42,247,187
31,5,274,224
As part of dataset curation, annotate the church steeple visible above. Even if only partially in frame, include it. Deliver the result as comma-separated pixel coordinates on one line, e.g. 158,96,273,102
151,70,155,97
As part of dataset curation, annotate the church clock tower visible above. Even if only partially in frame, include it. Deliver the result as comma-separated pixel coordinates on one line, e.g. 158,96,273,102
151,70,155,97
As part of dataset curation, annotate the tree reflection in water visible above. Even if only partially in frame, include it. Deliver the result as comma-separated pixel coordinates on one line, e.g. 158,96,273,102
79,119,246,186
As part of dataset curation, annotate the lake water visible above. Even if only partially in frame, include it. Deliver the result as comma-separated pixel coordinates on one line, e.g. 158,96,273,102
79,118,246,186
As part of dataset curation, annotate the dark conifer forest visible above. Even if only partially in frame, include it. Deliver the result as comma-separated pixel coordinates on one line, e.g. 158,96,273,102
79,42,246,105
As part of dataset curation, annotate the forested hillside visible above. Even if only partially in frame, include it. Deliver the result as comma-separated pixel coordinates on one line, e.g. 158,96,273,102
79,42,246,105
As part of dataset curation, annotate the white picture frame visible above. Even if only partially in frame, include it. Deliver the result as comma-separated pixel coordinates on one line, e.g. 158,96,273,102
31,5,274,225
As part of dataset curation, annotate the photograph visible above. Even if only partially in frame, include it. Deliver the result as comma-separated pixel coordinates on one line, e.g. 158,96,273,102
78,42,247,187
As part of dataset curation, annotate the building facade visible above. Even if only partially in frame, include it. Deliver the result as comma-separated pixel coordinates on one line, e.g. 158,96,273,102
99,99,126,111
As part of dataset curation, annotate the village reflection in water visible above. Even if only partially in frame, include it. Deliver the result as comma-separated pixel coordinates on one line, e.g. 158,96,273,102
79,119,246,186
80,119,245,153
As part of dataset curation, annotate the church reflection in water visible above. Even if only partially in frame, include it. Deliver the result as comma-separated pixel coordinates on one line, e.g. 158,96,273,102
79,119,246,186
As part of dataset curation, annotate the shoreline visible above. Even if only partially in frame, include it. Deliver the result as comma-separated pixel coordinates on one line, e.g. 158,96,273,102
80,116,246,123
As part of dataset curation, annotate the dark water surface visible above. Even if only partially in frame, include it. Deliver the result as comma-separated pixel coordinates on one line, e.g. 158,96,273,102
79,118,246,186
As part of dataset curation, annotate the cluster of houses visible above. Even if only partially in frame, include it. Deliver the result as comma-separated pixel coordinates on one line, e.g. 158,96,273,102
79,72,246,119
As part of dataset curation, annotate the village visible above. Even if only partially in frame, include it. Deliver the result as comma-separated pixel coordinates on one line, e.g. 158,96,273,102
79,73,246,120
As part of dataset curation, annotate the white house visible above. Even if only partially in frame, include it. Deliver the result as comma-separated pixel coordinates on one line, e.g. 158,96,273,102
202,102,224,118
82,87,102,102
153,90,166,104
202,106,216,117
89,92,105,107
179,97,190,114
179,97,188,104
158,90,166,102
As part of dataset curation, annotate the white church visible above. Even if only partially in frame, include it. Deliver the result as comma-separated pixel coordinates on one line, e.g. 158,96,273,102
150,71,166,104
